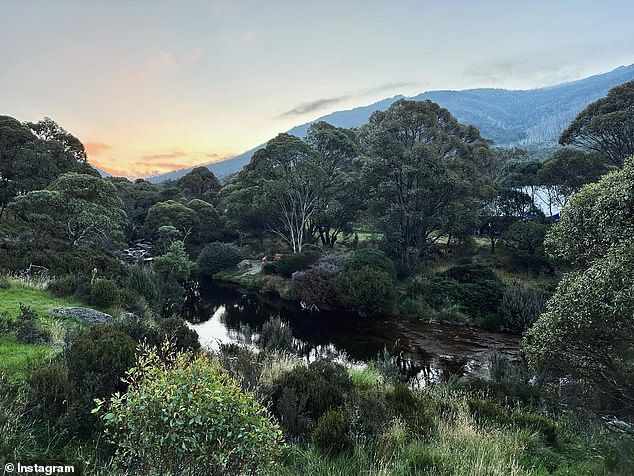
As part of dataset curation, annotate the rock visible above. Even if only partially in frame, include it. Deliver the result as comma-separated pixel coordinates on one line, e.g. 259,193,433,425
52,307,114,325
237,259,253,269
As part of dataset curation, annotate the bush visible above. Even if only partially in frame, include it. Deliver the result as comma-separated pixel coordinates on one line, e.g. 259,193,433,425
313,410,351,456
196,242,242,278
346,388,390,443
27,359,74,420
15,304,46,344
345,249,396,280
498,282,549,332
97,346,283,475
0,276,9,289
66,325,137,399
272,362,352,439
90,278,121,308
335,265,396,316
48,274,80,298
292,265,340,311
158,317,201,353
124,265,159,307
259,316,294,353
444,263,498,284
276,249,321,278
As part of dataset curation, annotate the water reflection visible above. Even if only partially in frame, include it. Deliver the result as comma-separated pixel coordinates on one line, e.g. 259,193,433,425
187,282,520,382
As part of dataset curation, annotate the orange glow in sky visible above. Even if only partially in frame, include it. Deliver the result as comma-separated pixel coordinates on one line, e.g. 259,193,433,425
2,1,634,178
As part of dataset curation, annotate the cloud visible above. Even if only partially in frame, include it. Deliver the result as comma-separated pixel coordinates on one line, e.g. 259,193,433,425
140,151,187,160
204,152,221,159
360,81,420,96
277,81,424,119
84,141,111,156
277,95,351,118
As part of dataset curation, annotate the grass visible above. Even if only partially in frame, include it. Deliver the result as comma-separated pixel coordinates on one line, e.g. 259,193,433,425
0,280,84,318
0,280,87,381
0,335,52,381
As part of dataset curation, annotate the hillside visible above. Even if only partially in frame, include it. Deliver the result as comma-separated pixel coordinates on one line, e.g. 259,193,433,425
148,64,634,182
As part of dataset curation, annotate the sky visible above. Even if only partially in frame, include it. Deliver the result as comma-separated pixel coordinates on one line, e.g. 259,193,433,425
1,1,634,178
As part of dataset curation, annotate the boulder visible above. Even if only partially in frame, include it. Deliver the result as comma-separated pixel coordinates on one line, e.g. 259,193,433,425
52,307,114,325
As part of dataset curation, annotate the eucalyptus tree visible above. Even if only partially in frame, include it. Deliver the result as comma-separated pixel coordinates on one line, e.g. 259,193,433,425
359,99,492,268
560,79,634,167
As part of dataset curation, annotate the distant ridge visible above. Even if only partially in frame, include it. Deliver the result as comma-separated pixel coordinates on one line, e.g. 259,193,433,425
147,64,634,183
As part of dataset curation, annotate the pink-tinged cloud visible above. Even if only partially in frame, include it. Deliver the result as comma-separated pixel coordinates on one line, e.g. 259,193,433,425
84,141,112,156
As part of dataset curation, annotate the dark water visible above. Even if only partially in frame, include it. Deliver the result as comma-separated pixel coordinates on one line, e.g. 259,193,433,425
187,282,520,383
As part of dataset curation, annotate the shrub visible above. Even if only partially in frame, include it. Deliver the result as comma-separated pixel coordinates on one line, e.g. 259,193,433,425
15,304,46,344
498,282,549,332
124,265,159,306
196,242,242,278
0,276,9,289
158,317,201,353
313,410,351,456
90,278,121,308
259,316,294,353
346,388,390,443
119,287,150,317
292,265,339,311
66,325,137,399
97,345,283,475
276,249,321,278
271,362,352,438
345,249,396,280
27,359,74,420
48,274,80,298
335,265,396,316
444,263,498,284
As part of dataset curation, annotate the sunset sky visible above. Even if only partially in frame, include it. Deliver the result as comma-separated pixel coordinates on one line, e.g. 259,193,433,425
2,1,634,178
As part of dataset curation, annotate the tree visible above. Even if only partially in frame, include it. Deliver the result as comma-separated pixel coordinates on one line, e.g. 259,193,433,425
544,159,634,269
525,159,634,413
536,148,611,207
501,221,550,274
9,172,125,247
305,122,362,247
560,79,634,167
236,134,328,252
359,99,492,268
498,155,541,206
26,117,88,162
141,200,198,243
176,166,221,202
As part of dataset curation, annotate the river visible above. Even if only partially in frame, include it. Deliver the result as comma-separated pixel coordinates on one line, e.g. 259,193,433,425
187,282,521,383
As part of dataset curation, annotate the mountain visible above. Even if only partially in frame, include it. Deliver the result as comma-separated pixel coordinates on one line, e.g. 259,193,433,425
147,64,634,183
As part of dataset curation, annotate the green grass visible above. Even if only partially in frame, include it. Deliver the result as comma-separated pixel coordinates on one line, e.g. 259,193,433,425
0,280,84,318
0,335,52,381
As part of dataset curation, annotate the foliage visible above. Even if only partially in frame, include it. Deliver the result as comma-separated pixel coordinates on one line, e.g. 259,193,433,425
158,317,201,353
8,172,125,248
271,360,352,439
344,249,396,280
66,325,136,400
313,410,351,456
359,99,492,269
153,241,195,280
498,282,549,332
560,79,634,167
175,166,221,202
275,249,321,277
259,316,294,353
335,265,396,316
525,244,634,413
97,344,283,475
26,359,74,420
501,221,550,273
141,200,198,244
196,241,243,278
90,278,121,308
292,264,339,311
544,158,634,268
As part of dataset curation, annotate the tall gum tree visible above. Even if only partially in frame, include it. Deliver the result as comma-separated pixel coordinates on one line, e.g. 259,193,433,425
359,99,492,269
